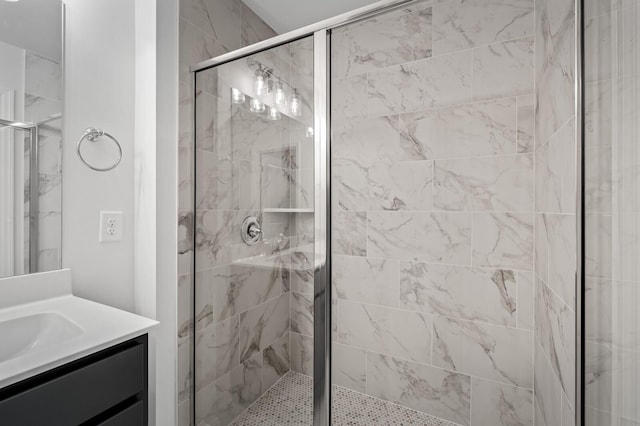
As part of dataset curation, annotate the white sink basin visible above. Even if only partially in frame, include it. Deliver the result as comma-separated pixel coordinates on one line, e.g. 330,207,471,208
0,313,84,362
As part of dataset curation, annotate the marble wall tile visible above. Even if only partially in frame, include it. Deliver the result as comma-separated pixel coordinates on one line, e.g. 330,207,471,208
195,315,240,390
471,378,534,426
423,50,472,108
562,388,576,426
399,98,517,160
332,165,369,212
195,352,262,426
432,317,533,388
332,115,423,167
196,151,235,211
179,18,228,84
534,339,563,426
368,161,433,211
25,53,61,100
584,143,612,213
238,292,289,363
178,148,192,211
535,118,576,214
584,78,612,149
367,353,471,425
195,210,232,270
339,300,432,364
400,262,517,326
472,212,534,270
367,61,427,116
178,211,194,275
333,255,400,307
517,95,535,153
332,211,367,256
534,0,575,145
262,333,289,392
240,2,277,47
331,7,432,78
432,0,534,55
331,74,368,120
332,343,366,393
584,341,612,414
518,271,535,330
434,154,533,212
24,94,62,123
290,331,313,376
545,214,576,308
289,251,314,295
367,211,472,264
178,337,193,403
195,269,214,330
180,0,241,51
472,37,535,101
535,277,575,406
619,349,640,423
584,12,612,83
178,273,193,339
584,213,612,279
291,292,313,337
535,213,549,282
584,278,612,344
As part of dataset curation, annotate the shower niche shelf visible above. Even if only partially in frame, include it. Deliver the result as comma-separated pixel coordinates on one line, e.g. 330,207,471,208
263,208,314,213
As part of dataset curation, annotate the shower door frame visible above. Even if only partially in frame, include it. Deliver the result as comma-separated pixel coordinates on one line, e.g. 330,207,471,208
190,0,423,424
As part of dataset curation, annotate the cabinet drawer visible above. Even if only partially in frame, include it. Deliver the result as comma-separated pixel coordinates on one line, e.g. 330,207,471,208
97,401,144,426
0,343,145,425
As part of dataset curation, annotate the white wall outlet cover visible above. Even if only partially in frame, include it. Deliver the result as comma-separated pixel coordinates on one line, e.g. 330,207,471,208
99,211,123,243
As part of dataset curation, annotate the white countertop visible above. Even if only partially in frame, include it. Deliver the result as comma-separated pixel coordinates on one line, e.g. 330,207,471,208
0,269,158,388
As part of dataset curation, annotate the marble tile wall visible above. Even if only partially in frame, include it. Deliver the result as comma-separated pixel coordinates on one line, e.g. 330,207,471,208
533,0,577,425
23,52,63,273
177,1,280,425
583,1,640,425
330,1,536,425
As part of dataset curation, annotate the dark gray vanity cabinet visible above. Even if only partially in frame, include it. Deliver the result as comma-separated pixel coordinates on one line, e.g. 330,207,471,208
0,335,148,425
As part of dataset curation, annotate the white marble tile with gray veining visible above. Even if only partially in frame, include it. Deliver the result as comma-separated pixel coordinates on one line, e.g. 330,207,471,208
518,271,535,331
179,18,228,84
290,250,314,295
368,161,433,211
179,0,241,51
472,37,534,101
517,95,535,153
472,212,534,270
195,352,262,426
471,378,534,426
399,98,517,160
534,338,563,426
367,352,471,425
332,343,366,393
240,2,277,47
195,315,240,390
338,300,432,364
535,118,576,214
535,277,576,406
331,7,432,78
433,316,533,388
178,211,193,275
238,292,289,363
196,150,235,211
545,214,576,309
434,154,533,212
178,337,192,403
332,115,424,167
195,210,233,270
332,165,369,211
584,341,612,414
333,211,367,256
368,211,472,264
535,0,575,145
422,49,472,108
331,74,368,120
290,331,313,376
367,61,427,116
25,53,61,101
291,292,313,337
432,0,534,55
332,255,400,307
400,262,517,326
262,333,289,393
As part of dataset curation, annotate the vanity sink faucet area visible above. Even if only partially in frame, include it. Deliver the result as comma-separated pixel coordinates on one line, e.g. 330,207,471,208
1,0,638,425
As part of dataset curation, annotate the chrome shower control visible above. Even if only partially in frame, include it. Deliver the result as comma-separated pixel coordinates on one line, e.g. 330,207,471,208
241,216,262,245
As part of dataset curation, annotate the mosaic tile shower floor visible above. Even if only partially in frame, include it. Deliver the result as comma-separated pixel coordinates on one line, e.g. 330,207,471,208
228,371,460,426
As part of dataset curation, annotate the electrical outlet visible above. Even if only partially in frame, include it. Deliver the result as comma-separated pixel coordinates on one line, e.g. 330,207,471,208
99,211,123,242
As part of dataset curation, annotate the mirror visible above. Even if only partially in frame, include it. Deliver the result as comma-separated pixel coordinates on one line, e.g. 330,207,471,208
0,0,63,278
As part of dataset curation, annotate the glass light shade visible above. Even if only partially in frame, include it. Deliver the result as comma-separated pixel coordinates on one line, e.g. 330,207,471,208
249,98,265,113
254,71,266,98
231,88,245,104
290,89,302,117
267,106,282,121
274,80,286,106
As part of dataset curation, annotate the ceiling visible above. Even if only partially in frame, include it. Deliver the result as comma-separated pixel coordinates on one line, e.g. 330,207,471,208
241,0,380,34
0,0,62,61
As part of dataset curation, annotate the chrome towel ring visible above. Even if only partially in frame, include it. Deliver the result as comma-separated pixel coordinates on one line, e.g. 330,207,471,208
76,127,122,172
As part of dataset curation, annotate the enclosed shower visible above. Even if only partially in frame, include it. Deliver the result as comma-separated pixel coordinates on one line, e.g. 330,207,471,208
186,0,639,424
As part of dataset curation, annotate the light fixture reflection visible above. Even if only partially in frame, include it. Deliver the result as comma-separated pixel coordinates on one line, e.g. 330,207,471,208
274,79,286,107
249,98,265,113
305,127,314,138
267,106,281,121
231,88,245,104
254,69,266,98
290,89,302,117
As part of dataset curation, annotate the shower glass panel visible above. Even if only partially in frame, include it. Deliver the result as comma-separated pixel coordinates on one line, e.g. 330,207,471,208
193,35,315,426
583,0,640,424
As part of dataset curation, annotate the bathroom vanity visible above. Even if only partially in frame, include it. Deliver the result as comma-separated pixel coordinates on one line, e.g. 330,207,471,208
0,270,157,425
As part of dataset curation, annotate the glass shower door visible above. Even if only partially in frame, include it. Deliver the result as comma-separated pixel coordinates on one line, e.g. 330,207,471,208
193,35,316,426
